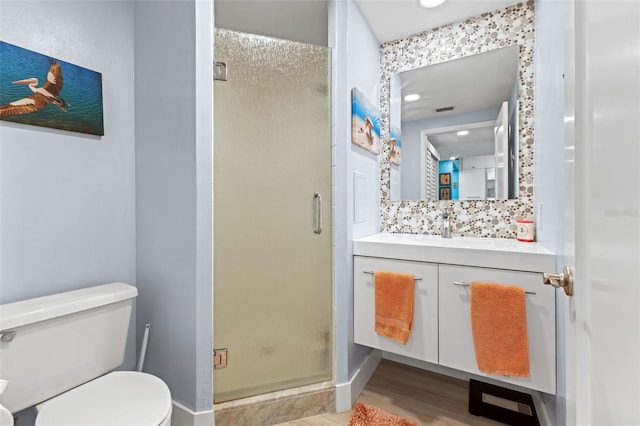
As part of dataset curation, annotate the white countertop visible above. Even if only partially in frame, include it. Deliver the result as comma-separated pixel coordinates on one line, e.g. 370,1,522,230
353,233,555,273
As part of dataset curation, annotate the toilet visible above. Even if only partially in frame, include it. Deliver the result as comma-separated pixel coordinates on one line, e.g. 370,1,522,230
0,283,172,426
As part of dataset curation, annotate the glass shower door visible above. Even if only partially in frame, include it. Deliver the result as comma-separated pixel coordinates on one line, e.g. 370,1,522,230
213,29,332,403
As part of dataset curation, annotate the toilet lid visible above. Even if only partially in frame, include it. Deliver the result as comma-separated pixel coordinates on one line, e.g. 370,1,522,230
36,372,171,426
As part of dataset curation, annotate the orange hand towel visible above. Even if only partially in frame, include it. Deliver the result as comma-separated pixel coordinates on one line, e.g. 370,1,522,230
374,271,415,345
470,282,530,377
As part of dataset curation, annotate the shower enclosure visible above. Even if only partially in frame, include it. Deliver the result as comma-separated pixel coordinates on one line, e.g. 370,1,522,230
213,29,332,403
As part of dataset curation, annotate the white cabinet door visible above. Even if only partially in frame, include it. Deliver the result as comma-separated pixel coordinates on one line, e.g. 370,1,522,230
354,256,439,364
460,168,485,200
438,264,556,394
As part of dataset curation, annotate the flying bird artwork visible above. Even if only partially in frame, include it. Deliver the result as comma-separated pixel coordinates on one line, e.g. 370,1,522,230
0,60,69,117
0,41,104,136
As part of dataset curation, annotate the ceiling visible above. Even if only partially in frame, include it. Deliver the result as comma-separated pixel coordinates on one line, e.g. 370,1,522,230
354,0,521,44
429,125,496,159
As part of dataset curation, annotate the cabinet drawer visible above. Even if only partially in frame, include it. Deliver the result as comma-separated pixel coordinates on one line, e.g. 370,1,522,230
438,264,556,394
354,256,439,363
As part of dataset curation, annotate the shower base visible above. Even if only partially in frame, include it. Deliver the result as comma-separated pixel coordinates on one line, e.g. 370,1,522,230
214,381,335,426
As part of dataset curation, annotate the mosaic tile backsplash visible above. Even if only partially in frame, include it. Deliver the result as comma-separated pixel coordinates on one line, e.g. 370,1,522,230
379,1,535,238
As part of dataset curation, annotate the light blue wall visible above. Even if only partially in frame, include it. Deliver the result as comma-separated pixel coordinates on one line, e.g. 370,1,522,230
134,0,213,413
438,160,459,200
0,1,137,423
1,0,214,416
330,0,380,387
0,0,136,307
535,0,566,253
399,120,422,200
345,0,381,379
534,0,566,423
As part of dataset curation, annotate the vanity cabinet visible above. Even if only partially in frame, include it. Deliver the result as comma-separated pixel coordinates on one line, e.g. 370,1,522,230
353,233,557,395
354,256,439,364
439,264,556,394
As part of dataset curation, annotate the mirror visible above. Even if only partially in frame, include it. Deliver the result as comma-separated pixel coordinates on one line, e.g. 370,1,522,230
389,45,519,202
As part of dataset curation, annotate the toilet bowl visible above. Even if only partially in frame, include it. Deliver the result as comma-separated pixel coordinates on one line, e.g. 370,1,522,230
36,372,172,426
0,283,172,426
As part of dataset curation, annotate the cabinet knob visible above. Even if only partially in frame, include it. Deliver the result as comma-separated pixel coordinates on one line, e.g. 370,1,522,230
543,266,573,296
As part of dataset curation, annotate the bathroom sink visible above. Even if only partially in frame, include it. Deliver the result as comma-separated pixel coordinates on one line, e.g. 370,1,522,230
353,233,555,273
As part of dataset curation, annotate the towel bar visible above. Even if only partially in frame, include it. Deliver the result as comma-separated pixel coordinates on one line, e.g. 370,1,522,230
453,281,536,295
363,271,422,281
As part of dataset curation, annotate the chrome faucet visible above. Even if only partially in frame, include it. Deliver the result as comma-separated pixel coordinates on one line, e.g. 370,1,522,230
442,207,451,238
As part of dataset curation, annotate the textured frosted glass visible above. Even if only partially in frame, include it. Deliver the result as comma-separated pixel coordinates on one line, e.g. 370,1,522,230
213,29,332,403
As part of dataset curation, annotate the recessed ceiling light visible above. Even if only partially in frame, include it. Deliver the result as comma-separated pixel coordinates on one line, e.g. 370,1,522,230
457,130,469,136
404,94,420,102
419,0,447,9
450,157,457,160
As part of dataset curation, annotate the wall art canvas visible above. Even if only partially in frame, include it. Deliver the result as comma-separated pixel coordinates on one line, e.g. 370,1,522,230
389,125,401,165
0,41,104,136
439,187,451,200
351,88,380,155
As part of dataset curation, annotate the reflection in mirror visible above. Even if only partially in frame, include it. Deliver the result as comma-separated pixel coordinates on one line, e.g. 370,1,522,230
389,45,519,202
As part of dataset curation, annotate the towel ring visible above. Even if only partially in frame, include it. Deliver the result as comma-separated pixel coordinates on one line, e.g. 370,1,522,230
453,281,536,295
363,271,422,281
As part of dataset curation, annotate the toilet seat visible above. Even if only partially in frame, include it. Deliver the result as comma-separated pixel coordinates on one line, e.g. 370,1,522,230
35,371,172,426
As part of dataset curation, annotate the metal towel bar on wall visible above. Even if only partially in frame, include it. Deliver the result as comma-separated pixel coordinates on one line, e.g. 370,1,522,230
453,281,536,295
363,271,422,281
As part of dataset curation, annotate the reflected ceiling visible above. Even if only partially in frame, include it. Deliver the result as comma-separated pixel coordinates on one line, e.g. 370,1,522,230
399,45,519,123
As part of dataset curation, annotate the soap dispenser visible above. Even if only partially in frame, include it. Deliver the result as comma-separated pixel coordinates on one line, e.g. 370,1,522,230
442,207,451,238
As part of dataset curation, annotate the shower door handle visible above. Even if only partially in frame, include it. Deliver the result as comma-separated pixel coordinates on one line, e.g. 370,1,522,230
313,192,323,234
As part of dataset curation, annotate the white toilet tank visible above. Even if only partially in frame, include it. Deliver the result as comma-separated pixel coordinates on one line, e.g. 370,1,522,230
0,283,138,413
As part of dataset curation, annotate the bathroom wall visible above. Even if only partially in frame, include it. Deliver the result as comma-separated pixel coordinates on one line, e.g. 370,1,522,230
534,0,566,423
330,0,380,392
534,0,566,257
0,0,136,304
0,0,137,358
0,1,137,423
134,0,213,415
1,0,210,419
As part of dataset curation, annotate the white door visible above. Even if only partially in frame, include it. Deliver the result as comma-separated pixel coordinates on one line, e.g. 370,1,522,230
460,168,485,201
494,101,508,200
564,1,640,424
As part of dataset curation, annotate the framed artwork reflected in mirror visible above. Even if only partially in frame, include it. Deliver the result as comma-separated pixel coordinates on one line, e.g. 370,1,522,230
439,187,451,200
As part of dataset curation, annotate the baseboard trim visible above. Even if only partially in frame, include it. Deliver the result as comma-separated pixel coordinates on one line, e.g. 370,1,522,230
335,349,382,412
171,401,214,426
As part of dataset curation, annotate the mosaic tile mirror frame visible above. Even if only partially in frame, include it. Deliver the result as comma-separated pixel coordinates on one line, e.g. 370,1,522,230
379,1,535,238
